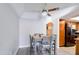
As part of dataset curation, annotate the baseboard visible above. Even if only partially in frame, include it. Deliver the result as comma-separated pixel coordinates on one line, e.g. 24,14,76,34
19,45,30,48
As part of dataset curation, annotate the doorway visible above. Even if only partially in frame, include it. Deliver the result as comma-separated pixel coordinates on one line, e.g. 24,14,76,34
59,19,77,47
59,19,77,55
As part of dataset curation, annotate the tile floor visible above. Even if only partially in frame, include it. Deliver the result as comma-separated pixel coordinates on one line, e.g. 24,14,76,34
16,47,30,55
16,46,75,55
57,46,75,55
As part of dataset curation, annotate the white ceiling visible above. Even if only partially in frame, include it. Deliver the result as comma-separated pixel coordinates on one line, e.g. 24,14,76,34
21,12,41,20
10,3,45,17
10,3,25,17
24,3,45,12
10,3,79,20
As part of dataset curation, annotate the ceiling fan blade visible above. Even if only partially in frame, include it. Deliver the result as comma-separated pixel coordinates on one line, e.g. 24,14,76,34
48,8,59,12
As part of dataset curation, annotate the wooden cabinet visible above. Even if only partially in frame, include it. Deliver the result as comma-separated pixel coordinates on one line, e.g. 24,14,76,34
75,38,79,55
76,23,79,31
59,20,65,47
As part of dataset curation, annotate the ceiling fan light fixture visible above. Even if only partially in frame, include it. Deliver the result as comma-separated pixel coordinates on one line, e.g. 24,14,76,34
42,9,47,16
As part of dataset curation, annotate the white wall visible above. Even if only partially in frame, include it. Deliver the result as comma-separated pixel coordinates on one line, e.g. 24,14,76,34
0,4,18,54
19,18,43,48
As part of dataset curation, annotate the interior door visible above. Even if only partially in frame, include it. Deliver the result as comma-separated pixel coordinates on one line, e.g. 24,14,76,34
47,22,53,37
59,20,65,47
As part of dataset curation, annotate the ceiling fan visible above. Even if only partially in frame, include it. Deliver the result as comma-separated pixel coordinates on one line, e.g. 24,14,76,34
42,5,59,16
42,7,59,16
